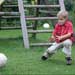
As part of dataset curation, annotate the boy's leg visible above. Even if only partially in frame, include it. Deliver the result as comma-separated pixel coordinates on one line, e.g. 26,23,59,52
42,42,62,60
62,39,72,65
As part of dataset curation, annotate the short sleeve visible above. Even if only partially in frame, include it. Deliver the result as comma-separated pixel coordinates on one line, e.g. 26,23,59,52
67,22,73,34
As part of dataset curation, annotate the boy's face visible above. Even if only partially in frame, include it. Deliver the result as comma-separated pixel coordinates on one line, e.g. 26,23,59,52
58,16,67,25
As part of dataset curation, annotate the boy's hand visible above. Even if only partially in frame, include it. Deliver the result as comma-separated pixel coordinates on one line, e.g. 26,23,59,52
49,36,55,42
55,36,63,41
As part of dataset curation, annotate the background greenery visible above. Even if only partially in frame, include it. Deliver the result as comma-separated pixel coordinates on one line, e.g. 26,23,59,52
1,0,75,29
0,0,75,75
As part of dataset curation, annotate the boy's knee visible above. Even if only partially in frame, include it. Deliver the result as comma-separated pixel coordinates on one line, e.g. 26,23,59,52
63,39,72,47
47,42,59,53
47,48,55,54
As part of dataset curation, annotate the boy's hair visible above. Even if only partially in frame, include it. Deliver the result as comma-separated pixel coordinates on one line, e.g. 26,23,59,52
57,10,68,18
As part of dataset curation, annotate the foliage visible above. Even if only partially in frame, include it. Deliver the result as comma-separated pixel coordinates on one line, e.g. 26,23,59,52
64,0,73,11
0,0,75,29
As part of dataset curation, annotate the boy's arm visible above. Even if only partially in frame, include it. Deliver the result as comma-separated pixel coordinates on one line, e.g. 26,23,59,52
49,35,55,42
49,24,58,42
56,33,72,41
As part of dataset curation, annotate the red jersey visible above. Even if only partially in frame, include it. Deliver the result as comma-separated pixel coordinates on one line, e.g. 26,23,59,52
52,20,73,43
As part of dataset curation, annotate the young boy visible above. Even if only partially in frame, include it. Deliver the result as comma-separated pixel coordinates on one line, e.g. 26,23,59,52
41,10,74,65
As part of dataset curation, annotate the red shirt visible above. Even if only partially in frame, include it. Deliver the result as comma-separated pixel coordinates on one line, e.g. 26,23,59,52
53,20,73,43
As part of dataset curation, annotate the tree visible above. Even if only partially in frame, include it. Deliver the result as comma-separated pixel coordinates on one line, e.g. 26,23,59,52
64,0,73,11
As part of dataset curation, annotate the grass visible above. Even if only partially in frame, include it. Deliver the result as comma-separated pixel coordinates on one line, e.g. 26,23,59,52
0,30,75,75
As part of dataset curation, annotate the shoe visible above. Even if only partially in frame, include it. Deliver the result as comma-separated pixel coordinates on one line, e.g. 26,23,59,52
41,56,48,60
66,57,72,65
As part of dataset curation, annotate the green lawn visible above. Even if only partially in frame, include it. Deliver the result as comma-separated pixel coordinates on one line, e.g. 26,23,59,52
0,30,75,75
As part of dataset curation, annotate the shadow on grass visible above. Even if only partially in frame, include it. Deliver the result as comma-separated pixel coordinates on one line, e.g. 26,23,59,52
0,37,23,47
0,36,23,41
47,58,65,65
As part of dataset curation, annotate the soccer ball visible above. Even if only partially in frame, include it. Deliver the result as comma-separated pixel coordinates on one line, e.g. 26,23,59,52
0,0,5,5
0,53,7,67
43,23,50,28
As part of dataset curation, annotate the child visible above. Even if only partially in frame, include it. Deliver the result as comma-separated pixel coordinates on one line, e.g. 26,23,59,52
41,10,74,65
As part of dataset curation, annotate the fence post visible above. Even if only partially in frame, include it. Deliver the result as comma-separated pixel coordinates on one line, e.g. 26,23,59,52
59,0,65,10
32,0,40,39
18,0,30,48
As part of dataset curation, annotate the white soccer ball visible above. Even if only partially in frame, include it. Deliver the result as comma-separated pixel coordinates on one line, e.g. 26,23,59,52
0,53,7,68
0,0,5,5
43,23,50,28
